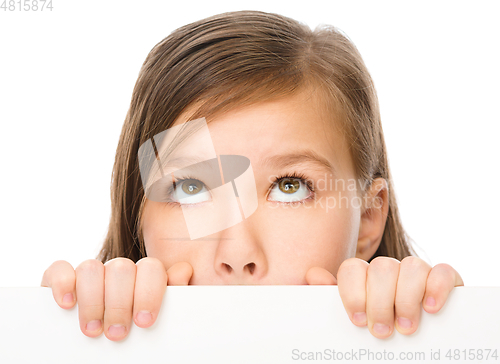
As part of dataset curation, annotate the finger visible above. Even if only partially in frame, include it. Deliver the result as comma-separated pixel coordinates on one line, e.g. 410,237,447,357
103,258,137,341
133,257,168,328
305,267,337,285
394,256,432,335
337,258,369,326
41,260,76,309
75,259,105,338
366,257,400,338
166,262,193,285
423,263,464,314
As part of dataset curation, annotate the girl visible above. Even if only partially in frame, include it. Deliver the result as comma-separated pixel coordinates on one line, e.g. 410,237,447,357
41,10,463,342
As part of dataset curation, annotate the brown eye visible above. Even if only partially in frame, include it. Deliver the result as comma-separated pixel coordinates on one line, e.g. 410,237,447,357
278,178,300,194
181,179,203,195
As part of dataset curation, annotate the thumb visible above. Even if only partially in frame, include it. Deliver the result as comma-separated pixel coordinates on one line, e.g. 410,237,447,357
166,262,194,285
305,266,338,285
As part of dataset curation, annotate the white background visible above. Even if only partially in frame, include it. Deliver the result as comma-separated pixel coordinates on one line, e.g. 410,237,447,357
0,0,498,287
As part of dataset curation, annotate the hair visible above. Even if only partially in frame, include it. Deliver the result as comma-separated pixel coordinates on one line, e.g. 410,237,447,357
97,10,418,264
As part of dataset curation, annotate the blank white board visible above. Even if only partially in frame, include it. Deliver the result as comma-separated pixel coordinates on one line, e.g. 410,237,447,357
0,286,499,363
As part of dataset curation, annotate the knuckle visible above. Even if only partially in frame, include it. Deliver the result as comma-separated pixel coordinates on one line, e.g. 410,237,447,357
394,300,417,311
136,290,157,304
42,260,73,284
338,258,368,273
400,256,421,267
400,256,430,272
428,264,456,290
368,306,394,317
76,259,104,275
104,257,136,273
343,296,365,311
433,263,455,277
107,306,132,314
80,302,105,311
51,260,71,269
428,275,451,293
368,256,400,272
51,272,75,288
136,257,165,271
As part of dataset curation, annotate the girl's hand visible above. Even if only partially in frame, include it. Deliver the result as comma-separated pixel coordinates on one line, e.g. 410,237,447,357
305,256,464,339
41,258,193,341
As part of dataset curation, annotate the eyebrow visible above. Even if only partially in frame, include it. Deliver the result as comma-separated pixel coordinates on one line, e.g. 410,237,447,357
260,149,336,175
155,149,336,176
156,155,220,177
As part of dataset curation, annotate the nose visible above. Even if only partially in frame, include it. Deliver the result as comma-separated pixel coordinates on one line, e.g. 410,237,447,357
213,216,268,283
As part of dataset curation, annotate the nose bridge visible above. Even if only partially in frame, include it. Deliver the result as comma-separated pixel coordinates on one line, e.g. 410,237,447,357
214,210,268,282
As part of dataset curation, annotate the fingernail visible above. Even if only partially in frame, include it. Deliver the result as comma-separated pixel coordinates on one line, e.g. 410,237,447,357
352,312,366,324
426,296,436,307
85,319,101,332
137,310,153,326
62,293,73,304
397,317,412,329
108,324,126,337
373,323,390,335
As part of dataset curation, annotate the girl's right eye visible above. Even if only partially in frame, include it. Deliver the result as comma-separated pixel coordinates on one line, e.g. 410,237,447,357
168,178,212,205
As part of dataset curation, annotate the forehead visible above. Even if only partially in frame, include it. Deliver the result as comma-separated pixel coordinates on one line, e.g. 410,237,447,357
170,88,354,179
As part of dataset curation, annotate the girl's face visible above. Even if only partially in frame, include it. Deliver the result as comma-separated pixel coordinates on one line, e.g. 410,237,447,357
141,88,366,284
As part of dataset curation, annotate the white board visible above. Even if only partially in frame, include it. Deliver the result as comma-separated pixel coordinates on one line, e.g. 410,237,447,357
0,286,499,363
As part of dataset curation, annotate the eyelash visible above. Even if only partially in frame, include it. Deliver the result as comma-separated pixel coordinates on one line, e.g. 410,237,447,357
272,171,315,193
164,172,315,207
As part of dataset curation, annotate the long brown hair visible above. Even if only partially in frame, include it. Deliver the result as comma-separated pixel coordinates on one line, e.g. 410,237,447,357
97,10,418,264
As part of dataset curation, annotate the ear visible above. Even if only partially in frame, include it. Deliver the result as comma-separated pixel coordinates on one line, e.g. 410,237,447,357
355,178,390,261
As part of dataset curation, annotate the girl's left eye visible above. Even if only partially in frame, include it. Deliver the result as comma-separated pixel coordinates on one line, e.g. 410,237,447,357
166,173,314,207
267,174,314,203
